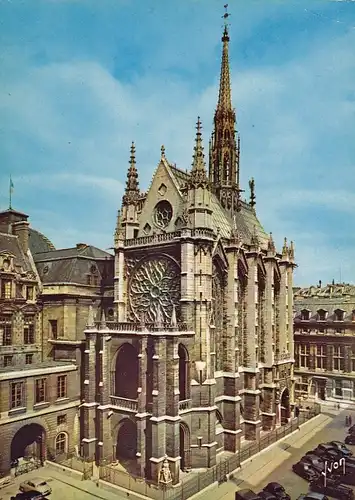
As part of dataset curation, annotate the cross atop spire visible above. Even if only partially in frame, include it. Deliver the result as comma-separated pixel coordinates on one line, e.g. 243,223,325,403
190,117,208,184
123,142,139,204
217,4,232,112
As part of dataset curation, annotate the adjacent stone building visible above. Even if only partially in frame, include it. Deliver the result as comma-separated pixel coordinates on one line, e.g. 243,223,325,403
81,23,296,484
294,282,355,402
0,209,80,473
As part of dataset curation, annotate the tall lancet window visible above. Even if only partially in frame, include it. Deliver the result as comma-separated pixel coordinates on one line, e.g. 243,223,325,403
212,261,225,372
224,154,229,184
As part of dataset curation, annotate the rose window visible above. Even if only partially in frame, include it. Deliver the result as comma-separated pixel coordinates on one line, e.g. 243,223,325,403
129,255,180,323
153,201,173,229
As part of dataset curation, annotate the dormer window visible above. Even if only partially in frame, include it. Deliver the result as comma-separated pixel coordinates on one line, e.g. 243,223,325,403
1,280,12,299
317,309,327,321
300,309,311,321
334,309,345,322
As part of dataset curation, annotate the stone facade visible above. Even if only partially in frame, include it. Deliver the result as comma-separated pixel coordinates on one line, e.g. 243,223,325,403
294,282,355,402
81,23,296,485
0,209,82,474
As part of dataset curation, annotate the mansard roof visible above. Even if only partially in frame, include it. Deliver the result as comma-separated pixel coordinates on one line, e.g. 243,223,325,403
0,232,32,273
29,228,56,254
33,244,113,285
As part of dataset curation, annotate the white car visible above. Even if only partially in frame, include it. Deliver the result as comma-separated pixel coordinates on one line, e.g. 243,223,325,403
19,478,52,496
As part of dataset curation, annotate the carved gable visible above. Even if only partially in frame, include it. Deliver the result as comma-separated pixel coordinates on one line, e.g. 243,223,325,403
138,159,184,236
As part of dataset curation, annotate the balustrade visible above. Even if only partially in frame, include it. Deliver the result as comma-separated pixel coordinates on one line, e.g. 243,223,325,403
109,396,138,412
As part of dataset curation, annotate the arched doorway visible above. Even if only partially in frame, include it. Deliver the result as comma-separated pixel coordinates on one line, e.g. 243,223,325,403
117,419,137,460
115,343,139,399
280,388,291,425
178,344,189,401
179,422,191,471
11,424,45,464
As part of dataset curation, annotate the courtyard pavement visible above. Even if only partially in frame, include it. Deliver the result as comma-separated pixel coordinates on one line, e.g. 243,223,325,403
0,466,128,500
193,404,355,500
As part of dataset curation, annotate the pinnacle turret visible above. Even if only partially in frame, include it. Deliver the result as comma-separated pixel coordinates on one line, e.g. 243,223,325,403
123,142,139,204
190,117,208,185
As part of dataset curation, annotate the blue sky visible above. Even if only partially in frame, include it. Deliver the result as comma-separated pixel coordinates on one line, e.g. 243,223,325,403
0,0,354,286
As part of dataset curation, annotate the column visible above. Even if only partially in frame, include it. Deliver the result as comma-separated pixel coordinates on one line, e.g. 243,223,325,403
82,331,98,460
136,336,148,476
149,337,167,482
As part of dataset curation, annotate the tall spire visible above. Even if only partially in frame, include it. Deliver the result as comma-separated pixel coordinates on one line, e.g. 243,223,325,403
190,117,208,184
123,142,139,204
209,5,241,213
217,5,232,112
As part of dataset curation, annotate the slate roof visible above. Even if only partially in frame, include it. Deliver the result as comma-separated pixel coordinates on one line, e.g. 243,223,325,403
167,163,269,248
295,283,355,299
0,359,75,374
29,228,56,255
0,232,32,272
33,245,114,285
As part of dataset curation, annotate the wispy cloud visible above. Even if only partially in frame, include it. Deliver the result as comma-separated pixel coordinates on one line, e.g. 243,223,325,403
0,1,354,285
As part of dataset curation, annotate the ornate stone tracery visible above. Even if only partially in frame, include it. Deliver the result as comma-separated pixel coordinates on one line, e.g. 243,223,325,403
129,255,180,323
153,201,173,229
212,261,225,371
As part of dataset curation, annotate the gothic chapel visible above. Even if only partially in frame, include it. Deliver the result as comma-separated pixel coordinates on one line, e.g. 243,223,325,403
82,21,296,484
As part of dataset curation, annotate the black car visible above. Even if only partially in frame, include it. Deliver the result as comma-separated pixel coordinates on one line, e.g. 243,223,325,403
235,489,263,500
258,492,277,500
11,492,46,500
302,455,327,473
327,442,353,457
345,434,355,445
348,425,355,433
292,461,320,481
262,483,291,500
313,444,346,460
310,477,354,500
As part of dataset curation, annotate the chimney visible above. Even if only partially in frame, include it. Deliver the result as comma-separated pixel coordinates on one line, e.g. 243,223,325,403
12,220,30,254
76,243,87,250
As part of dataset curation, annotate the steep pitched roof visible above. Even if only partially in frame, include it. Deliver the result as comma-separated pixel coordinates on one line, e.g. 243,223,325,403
0,232,32,272
166,164,268,248
29,228,56,254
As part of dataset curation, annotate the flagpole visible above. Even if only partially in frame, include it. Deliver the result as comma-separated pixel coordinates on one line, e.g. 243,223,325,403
9,176,12,209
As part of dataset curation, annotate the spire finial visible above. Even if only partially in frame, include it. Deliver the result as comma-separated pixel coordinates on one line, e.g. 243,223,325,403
217,4,232,111
190,117,208,184
249,178,256,209
161,145,166,158
289,240,295,261
123,142,139,204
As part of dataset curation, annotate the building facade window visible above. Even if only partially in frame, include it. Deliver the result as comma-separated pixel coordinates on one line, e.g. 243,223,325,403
301,309,311,321
55,432,68,455
316,345,326,369
335,379,342,397
1,280,12,299
24,315,35,344
4,355,13,367
334,309,345,321
25,354,33,365
317,309,327,321
57,415,67,425
334,346,345,371
49,320,58,339
299,344,310,368
0,315,13,345
11,381,25,409
57,375,67,399
35,379,46,404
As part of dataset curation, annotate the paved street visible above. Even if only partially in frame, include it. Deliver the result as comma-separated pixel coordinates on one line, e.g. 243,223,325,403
0,467,126,500
195,404,355,500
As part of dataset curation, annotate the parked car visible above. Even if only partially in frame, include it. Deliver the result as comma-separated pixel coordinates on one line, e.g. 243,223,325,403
310,477,354,500
262,483,290,500
345,434,355,445
302,455,328,473
235,489,263,500
313,444,346,460
348,425,355,434
292,461,320,481
19,478,52,496
297,494,328,500
327,442,353,457
11,493,46,500
258,492,277,500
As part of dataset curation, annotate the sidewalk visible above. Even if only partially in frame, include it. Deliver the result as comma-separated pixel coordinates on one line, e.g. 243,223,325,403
192,411,332,500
